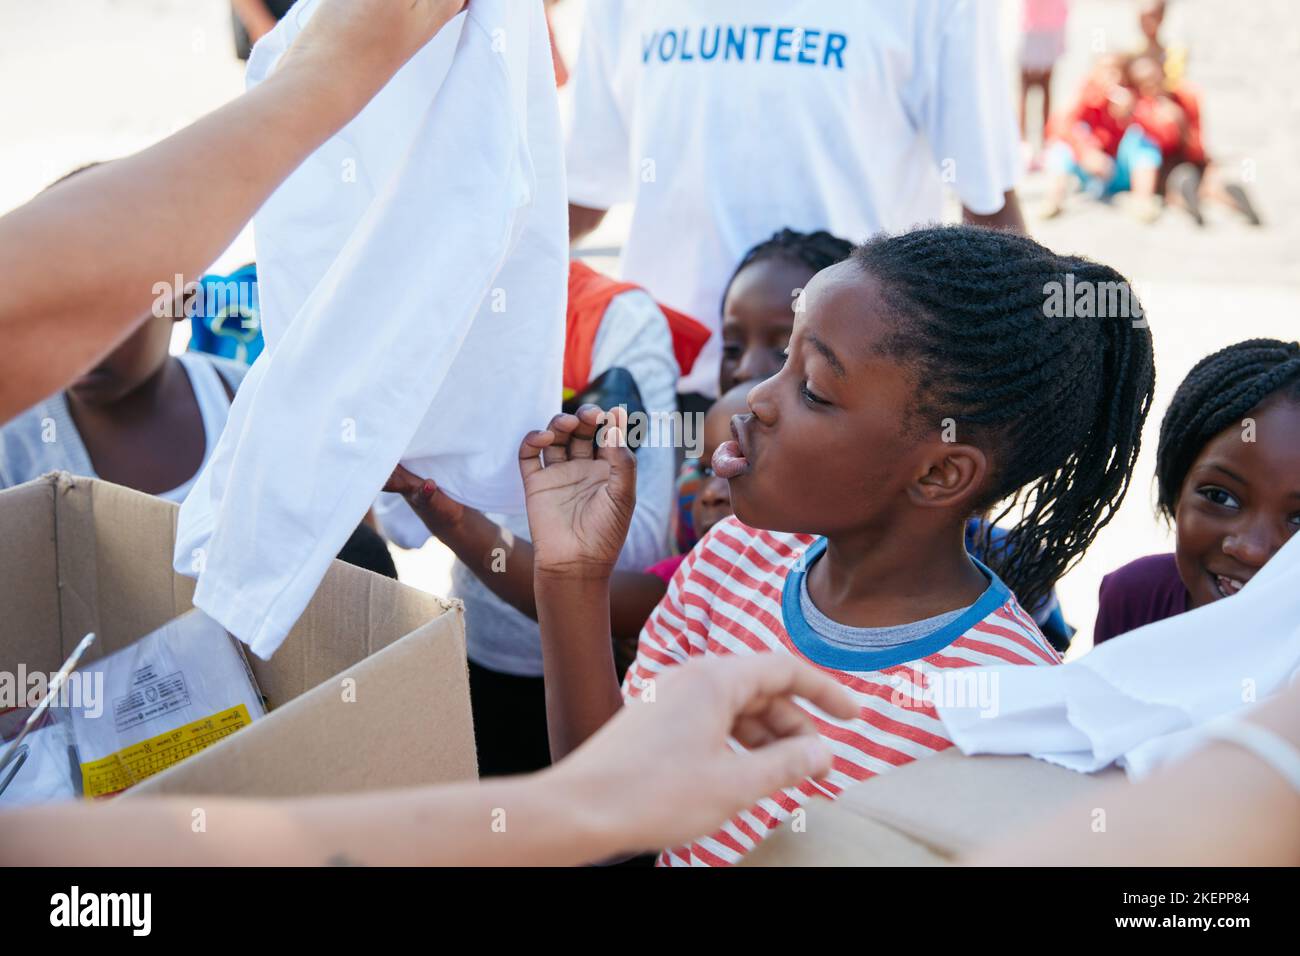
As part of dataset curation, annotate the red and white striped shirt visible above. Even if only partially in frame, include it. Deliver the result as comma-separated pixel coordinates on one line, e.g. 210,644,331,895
621,516,1061,867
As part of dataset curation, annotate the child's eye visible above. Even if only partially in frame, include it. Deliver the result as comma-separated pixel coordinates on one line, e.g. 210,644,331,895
799,380,828,406
775,347,790,367
1197,486,1240,509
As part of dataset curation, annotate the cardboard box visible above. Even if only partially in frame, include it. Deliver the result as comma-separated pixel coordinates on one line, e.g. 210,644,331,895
0,472,477,799
743,748,1123,866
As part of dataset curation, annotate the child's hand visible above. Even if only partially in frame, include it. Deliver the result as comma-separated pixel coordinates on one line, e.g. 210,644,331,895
518,405,636,580
384,463,467,534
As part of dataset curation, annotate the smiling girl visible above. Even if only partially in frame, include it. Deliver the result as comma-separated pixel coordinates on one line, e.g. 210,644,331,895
518,225,1155,866
1094,339,1300,643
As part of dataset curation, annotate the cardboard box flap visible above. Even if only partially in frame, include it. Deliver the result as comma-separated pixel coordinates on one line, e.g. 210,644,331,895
2,472,478,803
73,474,195,656
744,798,950,867
14,472,458,708
130,610,477,798
255,557,456,707
742,749,1121,866
833,749,1120,856
0,477,62,670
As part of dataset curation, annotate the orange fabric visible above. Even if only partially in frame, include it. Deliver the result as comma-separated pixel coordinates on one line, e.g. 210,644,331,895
1046,79,1128,159
1132,86,1206,166
565,260,711,395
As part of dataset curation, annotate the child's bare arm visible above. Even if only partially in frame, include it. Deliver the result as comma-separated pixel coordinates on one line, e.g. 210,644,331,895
611,571,669,644
518,405,637,761
385,465,541,617
385,465,667,639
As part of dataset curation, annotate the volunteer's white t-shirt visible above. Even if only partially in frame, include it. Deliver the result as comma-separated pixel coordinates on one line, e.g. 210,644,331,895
176,0,567,659
566,0,1022,397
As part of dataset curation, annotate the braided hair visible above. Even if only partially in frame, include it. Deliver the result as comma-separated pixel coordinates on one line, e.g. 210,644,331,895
1156,339,1300,520
854,224,1155,619
721,228,855,314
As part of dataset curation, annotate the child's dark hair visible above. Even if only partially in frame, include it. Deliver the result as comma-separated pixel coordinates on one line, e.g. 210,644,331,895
1155,339,1300,520
721,228,854,313
854,225,1155,625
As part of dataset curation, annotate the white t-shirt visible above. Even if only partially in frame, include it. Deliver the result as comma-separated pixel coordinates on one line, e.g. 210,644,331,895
175,0,567,660
376,286,677,677
566,0,1022,397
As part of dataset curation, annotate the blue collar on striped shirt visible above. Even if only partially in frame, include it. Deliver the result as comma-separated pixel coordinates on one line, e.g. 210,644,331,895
780,536,1013,671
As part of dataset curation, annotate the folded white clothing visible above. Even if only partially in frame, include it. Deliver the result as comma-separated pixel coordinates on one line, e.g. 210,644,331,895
174,0,566,659
936,532,1300,778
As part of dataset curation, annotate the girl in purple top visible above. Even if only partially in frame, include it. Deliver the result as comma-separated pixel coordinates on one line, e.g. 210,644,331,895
1095,339,1300,643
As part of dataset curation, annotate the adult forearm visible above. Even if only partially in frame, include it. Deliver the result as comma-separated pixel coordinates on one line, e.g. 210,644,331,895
0,2,461,420
0,770,620,867
0,66,364,419
535,574,625,761
968,688,1300,866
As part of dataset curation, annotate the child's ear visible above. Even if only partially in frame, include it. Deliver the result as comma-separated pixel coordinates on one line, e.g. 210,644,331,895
908,444,987,510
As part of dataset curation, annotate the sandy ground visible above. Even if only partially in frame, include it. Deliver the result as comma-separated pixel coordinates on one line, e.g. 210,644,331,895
3,0,1296,655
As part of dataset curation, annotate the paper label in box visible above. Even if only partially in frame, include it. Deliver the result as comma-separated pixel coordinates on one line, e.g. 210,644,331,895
70,610,265,798
81,703,254,798
113,666,191,734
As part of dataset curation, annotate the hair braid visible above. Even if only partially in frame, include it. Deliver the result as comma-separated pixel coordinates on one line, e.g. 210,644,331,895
721,228,855,314
1155,339,1300,519
853,225,1156,620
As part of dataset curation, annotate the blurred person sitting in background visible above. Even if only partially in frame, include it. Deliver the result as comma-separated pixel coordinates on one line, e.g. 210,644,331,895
1125,54,1261,227
1040,53,1163,221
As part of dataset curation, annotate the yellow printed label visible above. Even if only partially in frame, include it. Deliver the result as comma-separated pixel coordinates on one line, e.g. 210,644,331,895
80,704,252,799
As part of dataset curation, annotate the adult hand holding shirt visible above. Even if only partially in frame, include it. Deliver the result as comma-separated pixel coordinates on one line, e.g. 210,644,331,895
176,0,568,659
0,0,470,423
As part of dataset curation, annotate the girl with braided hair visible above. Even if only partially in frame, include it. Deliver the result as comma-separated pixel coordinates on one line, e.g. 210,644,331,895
670,229,855,556
719,228,856,395
1095,339,1300,644
715,227,1076,648
517,224,1155,866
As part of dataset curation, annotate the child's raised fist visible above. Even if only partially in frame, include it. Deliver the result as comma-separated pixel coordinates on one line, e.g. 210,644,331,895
517,405,637,580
